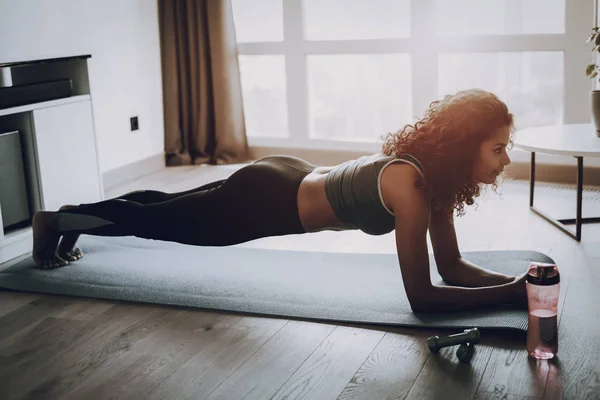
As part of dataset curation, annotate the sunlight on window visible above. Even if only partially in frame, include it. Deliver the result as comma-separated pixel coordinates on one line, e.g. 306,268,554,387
438,52,564,129
303,0,410,40
307,54,412,142
231,0,573,144
232,0,283,42
434,0,565,35
238,55,289,137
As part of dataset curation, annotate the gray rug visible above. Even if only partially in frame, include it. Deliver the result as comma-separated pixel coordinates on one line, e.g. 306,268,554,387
0,236,555,332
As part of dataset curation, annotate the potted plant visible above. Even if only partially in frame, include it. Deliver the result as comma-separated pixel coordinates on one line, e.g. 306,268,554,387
586,26,600,137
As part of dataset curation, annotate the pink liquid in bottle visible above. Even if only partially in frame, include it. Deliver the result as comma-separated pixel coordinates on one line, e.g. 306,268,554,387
525,262,560,360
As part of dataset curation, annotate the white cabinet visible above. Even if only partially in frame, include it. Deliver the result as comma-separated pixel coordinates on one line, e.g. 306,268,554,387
0,55,101,266
33,99,103,211
0,95,104,266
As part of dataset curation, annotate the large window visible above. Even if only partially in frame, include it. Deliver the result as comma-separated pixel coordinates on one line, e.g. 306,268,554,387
438,52,564,128
232,0,590,152
307,54,412,142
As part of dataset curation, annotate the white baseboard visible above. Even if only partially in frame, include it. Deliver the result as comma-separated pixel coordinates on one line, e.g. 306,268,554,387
102,153,165,191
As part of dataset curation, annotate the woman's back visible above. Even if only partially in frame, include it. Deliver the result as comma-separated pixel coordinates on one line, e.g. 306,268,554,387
297,165,346,232
297,153,425,233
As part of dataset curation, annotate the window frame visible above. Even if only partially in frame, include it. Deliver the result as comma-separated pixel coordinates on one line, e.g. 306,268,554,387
235,0,593,160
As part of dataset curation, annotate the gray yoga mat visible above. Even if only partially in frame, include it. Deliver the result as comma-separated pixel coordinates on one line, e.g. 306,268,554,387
0,236,554,332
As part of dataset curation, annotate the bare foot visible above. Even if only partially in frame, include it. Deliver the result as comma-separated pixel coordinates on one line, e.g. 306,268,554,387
57,205,83,262
32,211,68,269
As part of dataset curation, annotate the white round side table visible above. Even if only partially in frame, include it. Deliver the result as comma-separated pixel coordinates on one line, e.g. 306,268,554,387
513,123,600,241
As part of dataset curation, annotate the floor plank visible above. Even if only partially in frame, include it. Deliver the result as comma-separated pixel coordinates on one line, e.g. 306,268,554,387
53,298,117,321
405,332,495,400
0,316,90,393
5,302,167,400
543,278,600,400
473,338,548,399
270,325,385,400
70,311,240,400
146,316,288,400
337,328,431,400
206,320,335,400
0,291,39,318
0,294,74,343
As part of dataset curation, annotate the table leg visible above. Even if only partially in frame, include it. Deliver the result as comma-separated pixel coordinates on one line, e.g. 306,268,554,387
529,152,535,207
528,155,600,241
576,156,583,241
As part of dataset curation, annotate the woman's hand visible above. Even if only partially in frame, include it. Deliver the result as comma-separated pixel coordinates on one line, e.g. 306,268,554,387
510,271,529,309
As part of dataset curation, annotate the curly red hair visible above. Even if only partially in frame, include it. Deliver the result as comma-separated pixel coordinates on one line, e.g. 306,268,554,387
381,89,514,217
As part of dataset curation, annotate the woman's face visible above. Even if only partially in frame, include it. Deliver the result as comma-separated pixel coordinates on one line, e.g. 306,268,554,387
472,125,512,184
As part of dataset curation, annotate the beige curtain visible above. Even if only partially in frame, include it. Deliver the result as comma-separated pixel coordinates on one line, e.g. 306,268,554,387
158,0,249,166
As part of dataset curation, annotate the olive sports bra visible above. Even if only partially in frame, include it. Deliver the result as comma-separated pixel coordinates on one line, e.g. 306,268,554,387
324,153,425,235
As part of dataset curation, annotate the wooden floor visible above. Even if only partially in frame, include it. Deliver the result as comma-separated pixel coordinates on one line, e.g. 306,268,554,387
2,163,600,400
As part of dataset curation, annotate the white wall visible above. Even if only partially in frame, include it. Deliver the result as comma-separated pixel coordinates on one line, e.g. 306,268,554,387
0,0,165,173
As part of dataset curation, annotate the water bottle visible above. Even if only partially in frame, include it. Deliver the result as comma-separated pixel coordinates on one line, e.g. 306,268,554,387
525,261,560,360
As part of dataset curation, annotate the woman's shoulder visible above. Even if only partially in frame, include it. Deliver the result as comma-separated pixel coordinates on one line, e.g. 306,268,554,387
380,159,430,213
380,161,424,191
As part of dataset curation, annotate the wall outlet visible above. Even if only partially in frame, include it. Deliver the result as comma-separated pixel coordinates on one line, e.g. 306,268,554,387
130,116,139,131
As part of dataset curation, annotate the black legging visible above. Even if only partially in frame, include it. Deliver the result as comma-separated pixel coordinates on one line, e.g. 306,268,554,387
56,156,316,246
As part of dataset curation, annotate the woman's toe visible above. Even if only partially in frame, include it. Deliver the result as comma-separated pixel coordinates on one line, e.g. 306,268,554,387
39,257,68,269
71,248,83,259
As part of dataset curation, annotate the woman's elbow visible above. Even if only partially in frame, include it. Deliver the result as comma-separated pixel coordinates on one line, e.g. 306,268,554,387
407,289,437,313
409,301,437,313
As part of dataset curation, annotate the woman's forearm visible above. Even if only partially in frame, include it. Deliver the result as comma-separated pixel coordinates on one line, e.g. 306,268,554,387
440,257,515,287
411,279,525,313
